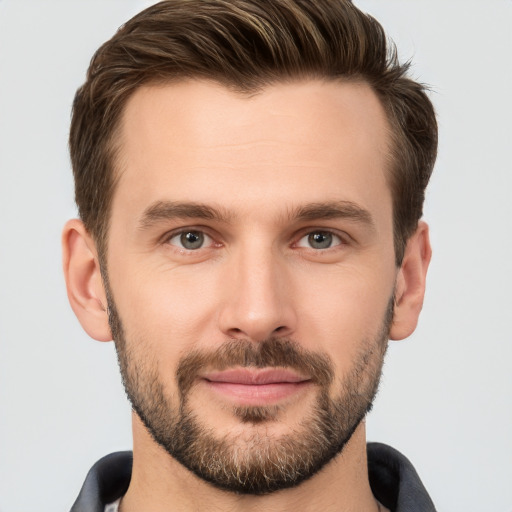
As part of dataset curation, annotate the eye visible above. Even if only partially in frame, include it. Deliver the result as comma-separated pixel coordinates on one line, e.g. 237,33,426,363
296,231,343,250
168,230,212,250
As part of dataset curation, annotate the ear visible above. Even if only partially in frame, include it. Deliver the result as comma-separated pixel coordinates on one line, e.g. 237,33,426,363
390,221,432,341
62,219,112,342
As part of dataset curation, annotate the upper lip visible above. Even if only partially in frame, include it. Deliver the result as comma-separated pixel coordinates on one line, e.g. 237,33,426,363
202,368,310,385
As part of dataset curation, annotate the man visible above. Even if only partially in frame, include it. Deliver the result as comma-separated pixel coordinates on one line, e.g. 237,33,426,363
62,0,437,510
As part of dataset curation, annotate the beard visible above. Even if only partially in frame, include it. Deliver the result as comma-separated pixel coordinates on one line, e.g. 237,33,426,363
105,280,392,495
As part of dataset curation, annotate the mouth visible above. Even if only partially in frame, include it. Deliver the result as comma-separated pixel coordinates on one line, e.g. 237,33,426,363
200,368,312,406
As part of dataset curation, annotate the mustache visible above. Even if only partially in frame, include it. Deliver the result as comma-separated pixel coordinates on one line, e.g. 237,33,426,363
177,338,334,396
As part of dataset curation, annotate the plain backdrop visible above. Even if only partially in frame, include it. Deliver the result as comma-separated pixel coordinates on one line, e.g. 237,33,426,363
0,1,511,511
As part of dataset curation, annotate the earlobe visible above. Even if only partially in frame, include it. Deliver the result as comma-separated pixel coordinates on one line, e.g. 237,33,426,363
389,221,432,341
62,219,112,342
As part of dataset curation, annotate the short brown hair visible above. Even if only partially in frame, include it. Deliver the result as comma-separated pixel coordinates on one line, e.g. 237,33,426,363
70,0,437,264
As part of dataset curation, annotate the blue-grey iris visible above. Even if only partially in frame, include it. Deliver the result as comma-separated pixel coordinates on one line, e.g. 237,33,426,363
308,232,332,249
181,231,204,249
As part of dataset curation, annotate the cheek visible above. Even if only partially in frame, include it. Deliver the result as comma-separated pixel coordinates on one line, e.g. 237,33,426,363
109,261,222,354
108,242,396,381
294,264,394,372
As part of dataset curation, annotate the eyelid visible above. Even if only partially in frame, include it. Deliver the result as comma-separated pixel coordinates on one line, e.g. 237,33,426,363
158,225,352,251
293,228,350,250
161,226,220,249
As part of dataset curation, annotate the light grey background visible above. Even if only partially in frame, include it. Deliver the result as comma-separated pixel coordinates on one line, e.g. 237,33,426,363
0,1,511,511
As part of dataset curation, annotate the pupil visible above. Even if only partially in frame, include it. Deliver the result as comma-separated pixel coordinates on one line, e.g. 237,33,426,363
181,231,204,249
308,232,332,249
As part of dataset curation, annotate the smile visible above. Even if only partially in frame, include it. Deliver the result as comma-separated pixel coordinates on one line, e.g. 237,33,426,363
201,368,312,405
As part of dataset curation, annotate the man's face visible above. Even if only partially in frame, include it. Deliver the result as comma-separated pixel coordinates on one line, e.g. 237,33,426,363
105,80,397,493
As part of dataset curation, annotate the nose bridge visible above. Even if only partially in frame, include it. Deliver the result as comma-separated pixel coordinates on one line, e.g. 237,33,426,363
218,237,296,341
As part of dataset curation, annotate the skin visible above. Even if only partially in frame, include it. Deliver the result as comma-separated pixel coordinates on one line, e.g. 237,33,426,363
63,79,431,511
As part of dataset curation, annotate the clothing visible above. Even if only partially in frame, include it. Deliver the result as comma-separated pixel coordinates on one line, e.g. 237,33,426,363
70,443,436,512
104,499,120,512
367,443,436,511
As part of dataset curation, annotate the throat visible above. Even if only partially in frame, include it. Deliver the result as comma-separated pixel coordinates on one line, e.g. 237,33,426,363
122,414,378,512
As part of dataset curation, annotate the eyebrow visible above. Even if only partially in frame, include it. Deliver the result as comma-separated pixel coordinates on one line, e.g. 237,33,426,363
138,201,233,230
138,199,375,230
291,201,375,228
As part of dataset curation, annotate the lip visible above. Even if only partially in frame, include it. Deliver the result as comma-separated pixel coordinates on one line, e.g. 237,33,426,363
200,368,312,405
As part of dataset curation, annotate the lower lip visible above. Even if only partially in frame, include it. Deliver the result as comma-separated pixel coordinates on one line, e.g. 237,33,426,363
202,380,311,405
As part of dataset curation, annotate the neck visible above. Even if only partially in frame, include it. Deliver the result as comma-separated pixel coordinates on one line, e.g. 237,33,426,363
120,414,380,512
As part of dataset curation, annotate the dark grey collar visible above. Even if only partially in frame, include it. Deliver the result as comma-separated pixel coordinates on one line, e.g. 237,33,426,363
71,443,436,511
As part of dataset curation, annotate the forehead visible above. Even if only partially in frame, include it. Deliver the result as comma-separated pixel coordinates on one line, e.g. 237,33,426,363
113,79,392,224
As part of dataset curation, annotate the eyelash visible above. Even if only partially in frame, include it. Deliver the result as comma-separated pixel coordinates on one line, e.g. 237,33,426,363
162,227,349,254
294,230,345,251
164,228,218,252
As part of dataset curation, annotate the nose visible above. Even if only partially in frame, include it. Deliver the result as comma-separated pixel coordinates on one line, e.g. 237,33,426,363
217,244,297,342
